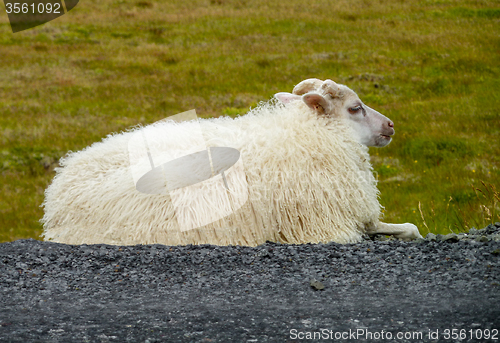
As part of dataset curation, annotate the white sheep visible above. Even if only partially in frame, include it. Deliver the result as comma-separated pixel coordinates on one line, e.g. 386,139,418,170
41,78,421,246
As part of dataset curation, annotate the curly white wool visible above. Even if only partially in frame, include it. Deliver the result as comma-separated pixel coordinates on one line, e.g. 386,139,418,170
41,98,381,245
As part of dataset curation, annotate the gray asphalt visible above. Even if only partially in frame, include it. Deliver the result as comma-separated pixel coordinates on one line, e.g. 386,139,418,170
1,224,499,342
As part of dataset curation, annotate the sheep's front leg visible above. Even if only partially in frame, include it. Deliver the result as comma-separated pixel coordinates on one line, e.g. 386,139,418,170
366,222,422,241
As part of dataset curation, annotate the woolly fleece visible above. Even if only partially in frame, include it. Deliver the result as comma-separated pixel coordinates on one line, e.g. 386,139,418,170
41,100,381,246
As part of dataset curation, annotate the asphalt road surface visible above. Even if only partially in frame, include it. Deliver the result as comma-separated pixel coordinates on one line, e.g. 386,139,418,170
1,224,499,342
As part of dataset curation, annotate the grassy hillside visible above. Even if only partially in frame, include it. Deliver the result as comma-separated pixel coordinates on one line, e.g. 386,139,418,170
0,0,499,242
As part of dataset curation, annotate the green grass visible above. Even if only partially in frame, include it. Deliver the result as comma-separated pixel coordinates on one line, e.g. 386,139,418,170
1,0,499,242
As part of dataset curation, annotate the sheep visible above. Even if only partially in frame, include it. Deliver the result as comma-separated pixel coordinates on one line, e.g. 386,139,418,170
41,78,422,246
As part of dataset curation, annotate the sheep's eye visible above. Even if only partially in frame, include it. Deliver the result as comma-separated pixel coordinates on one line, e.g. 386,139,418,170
348,106,362,115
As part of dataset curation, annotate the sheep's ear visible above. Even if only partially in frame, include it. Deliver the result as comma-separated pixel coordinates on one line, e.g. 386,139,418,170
274,92,301,104
293,78,324,95
302,93,330,115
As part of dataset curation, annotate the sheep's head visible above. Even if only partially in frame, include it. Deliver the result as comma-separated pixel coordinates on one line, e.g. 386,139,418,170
275,79,395,148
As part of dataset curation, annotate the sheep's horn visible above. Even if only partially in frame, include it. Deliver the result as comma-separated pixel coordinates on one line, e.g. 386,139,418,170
321,79,341,97
292,78,324,95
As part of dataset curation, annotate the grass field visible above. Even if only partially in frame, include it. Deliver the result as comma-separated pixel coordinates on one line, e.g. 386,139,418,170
0,0,499,242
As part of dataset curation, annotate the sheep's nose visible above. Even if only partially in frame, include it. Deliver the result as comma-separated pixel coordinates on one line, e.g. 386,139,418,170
388,121,394,128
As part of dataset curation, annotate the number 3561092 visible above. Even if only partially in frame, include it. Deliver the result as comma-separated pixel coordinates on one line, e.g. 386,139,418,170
5,2,61,14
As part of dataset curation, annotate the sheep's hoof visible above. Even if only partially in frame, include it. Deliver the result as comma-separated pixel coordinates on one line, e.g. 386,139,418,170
394,223,423,240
